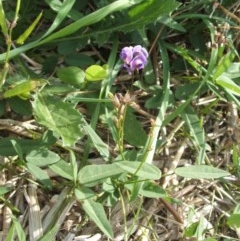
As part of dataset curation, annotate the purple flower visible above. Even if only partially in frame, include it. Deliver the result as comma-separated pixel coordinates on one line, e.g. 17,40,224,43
120,45,148,73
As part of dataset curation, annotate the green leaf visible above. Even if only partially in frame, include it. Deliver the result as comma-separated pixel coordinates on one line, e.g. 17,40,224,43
184,216,210,240
166,43,204,73
10,139,23,160
126,181,166,198
16,11,43,45
138,181,166,198
3,80,42,99
32,94,83,147
129,0,179,19
158,15,186,32
12,217,26,241
37,224,59,241
26,163,52,189
85,65,108,81
41,84,75,96
5,222,15,241
49,159,73,180
40,0,142,44
78,164,123,187
0,186,12,196
184,222,199,237
81,121,110,161
26,149,61,166
6,215,26,241
0,1,8,36
0,131,57,156
69,150,78,184
82,199,113,238
212,51,236,80
123,107,148,147
115,161,161,179
127,0,181,30
175,165,230,179
181,106,206,164
74,187,95,200
8,97,32,116
175,82,206,101
0,0,143,62
42,0,77,38
65,53,95,69
224,62,240,79
216,74,240,97
227,214,240,228
57,40,78,55
57,66,85,87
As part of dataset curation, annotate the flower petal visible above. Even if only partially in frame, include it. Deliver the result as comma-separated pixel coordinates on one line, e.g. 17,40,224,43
133,45,148,58
120,46,133,64
130,54,147,71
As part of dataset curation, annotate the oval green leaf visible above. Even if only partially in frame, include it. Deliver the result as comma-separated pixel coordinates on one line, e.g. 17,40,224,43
57,66,85,87
85,65,107,81
175,165,230,179
78,163,123,187
115,161,161,180
26,149,61,166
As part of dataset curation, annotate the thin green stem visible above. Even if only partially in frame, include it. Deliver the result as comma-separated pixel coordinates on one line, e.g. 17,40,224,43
0,0,21,89
117,104,128,157
118,188,128,241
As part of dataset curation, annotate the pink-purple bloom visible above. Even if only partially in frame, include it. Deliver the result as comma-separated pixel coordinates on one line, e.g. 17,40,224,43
120,45,148,73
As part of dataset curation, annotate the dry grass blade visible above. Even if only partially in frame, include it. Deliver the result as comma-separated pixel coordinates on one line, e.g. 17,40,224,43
24,183,43,241
41,187,75,239
0,156,12,241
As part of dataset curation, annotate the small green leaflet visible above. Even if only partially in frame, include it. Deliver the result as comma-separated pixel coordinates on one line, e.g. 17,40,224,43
85,65,108,81
57,66,85,87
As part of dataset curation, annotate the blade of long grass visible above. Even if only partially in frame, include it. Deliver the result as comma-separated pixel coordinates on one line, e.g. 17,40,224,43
41,0,76,39
143,40,170,164
103,38,120,144
0,0,143,62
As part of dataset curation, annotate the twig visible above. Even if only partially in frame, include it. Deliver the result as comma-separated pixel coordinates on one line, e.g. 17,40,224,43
160,198,184,224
